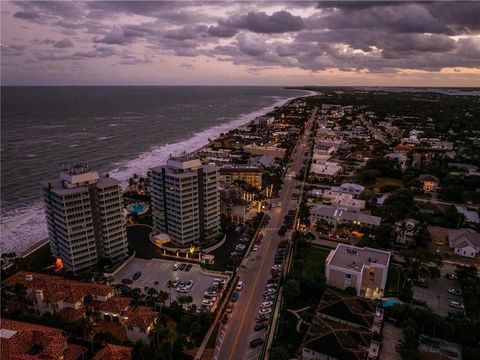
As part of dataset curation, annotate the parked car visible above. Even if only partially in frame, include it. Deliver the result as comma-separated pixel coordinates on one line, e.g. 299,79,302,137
256,313,270,322
179,263,187,271
222,314,229,324
263,295,275,301
122,278,133,285
250,338,264,348
185,280,194,289
261,301,273,308
255,322,267,331
253,245,259,251
448,311,465,318
173,262,181,270
448,288,462,296
446,273,456,280
185,264,193,272
132,271,142,280
266,283,278,289
236,280,244,291
267,278,278,284
449,301,464,309
227,303,234,313
258,307,272,315
171,278,180,287
231,292,239,302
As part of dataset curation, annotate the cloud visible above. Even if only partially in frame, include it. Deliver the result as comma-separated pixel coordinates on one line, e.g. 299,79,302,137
238,33,268,56
93,30,133,45
54,38,74,48
1,44,26,56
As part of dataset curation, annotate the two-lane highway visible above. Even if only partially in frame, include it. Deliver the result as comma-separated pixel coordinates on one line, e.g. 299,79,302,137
216,108,317,360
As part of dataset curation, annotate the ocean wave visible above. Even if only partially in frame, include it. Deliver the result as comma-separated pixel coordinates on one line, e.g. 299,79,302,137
0,90,313,255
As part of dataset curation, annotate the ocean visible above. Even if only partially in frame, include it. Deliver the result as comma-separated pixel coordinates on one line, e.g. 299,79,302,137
1,86,311,255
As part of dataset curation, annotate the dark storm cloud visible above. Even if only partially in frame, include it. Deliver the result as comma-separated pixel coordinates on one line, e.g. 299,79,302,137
4,1,480,75
53,38,74,48
215,10,305,35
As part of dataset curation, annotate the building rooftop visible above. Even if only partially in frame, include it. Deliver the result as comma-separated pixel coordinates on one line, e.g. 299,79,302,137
0,318,68,360
327,244,391,271
123,306,158,329
311,205,381,226
448,229,480,249
3,271,113,306
220,164,262,173
302,317,372,360
92,344,132,360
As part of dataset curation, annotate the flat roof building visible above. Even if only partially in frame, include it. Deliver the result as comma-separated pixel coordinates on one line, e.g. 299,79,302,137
41,164,128,273
150,156,220,245
325,244,391,299
311,205,381,228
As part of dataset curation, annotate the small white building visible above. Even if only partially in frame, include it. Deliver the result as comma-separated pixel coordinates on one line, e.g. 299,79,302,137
325,244,391,299
448,229,480,258
330,183,365,199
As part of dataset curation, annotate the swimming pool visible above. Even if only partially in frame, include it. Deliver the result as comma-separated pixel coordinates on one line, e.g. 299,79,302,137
380,298,400,308
127,202,149,216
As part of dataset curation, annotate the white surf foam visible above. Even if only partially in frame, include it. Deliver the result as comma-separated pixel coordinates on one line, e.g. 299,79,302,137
0,90,314,256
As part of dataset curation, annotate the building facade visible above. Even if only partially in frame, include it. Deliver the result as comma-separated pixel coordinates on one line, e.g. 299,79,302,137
41,164,128,273
219,165,263,189
150,156,220,245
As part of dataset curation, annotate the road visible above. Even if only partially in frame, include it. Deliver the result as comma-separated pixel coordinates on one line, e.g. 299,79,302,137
359,114,388,144
215,108,317,360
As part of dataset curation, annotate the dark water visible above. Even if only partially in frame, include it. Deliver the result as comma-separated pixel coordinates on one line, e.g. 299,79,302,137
1,86,310,254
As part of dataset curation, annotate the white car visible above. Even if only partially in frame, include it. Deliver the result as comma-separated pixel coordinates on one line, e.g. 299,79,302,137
450,301,464,309
261,301,273,308
263,288,277,296
272,265,282,271
258,307,272,315
266,283,278,289
236,280,244,291
173,262,181,270
185,280,194,289
253,245,259,251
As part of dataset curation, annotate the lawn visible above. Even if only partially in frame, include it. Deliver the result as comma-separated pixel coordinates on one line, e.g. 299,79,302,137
303,245,330,276
374,177,404,190
385,264,405,294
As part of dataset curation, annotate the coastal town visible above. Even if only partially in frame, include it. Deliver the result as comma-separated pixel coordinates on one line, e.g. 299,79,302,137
1,88,479,360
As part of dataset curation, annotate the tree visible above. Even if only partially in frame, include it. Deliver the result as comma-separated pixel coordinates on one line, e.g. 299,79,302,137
375,224,394,249
177,295,189,309
158,290,169,308
284,279,301,306
270,344,290,360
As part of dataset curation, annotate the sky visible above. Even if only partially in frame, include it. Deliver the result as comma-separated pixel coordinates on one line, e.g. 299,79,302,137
1,1,480,86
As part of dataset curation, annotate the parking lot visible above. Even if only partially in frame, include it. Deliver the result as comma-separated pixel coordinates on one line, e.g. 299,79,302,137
113,258,230,309
413,264,463,317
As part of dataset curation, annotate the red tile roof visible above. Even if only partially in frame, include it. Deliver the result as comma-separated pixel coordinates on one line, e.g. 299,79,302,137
0,318,67,360
93,344,132,360
3,271,113,306
94,296,131,315
64,343,88,360
124,306,158,329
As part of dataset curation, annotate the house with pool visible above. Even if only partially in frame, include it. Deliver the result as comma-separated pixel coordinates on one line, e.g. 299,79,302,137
325,244,391,300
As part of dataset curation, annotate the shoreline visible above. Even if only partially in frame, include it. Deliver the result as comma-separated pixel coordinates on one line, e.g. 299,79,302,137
1,90,316,256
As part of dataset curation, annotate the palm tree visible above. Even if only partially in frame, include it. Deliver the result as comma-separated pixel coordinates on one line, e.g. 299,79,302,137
158,290,169,308
177,294,189,309
184,295,193,310
146,287,158,309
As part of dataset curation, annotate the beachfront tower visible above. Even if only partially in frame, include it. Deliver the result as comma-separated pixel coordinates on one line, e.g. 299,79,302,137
41,164,128,273
149,155,221,246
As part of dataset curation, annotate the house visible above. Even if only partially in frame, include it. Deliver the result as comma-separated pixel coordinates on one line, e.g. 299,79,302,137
0,318,88,360
349,150,377,162
448,229,480,258
311,205,381,228
220,186,249,223
249,155,277,169
93,344,132,360
2,271,114,319
455,205,480,225
300,289,383,360
243,144,286,158
310,161,342,180
321,190,365,212
395,218,419,246
330,183,365,199
219,164,263,189
385,152,408,170
93,296,158,343
325,244,391,299
418,174,440,192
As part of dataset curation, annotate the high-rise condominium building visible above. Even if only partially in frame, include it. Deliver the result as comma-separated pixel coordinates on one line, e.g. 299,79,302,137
42,164,128,273
149,156,220,245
